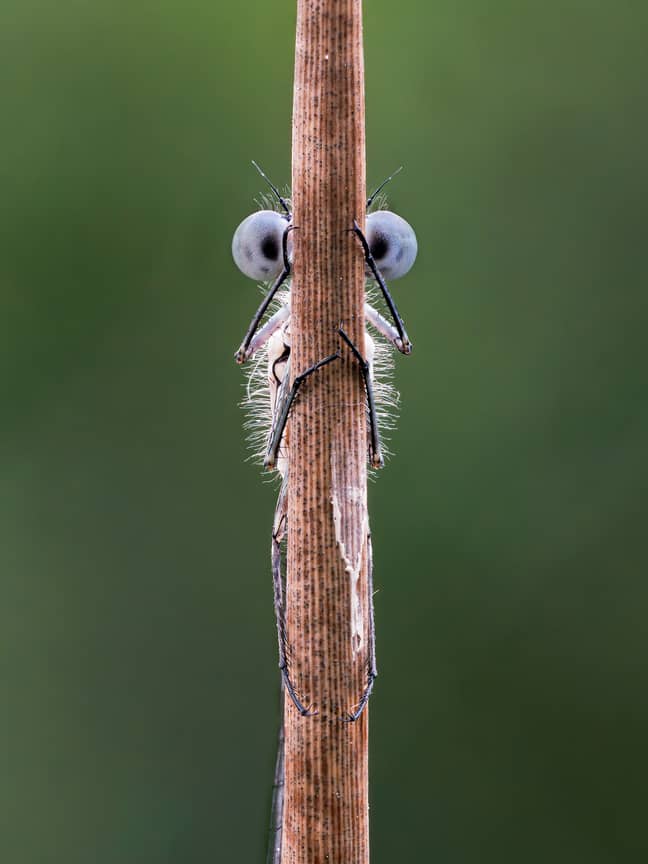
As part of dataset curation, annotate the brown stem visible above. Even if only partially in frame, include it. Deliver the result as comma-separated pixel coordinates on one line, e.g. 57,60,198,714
282,1,369,862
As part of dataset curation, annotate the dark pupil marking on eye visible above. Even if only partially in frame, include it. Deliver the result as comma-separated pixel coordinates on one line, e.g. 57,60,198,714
370,234,389,260
261,234,279,261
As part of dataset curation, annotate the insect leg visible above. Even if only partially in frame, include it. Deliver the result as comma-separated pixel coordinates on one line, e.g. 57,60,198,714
338,327,383,469
343,527,378,722
245,304,290,361
265,351,340,471
364,301,405,353
352,220,412,355
272,475,317,716
235,224,293,365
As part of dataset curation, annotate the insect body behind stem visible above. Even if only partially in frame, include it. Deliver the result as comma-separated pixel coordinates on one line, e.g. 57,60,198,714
233,164,417,864
233,163,417,717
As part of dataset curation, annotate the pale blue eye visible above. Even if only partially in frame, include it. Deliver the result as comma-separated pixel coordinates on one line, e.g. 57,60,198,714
232,210,288,281
365,211,417,280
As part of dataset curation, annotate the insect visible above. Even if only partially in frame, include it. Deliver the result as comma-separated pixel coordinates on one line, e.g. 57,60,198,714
232,162,417,724
232,162,417,721
233,164,417,864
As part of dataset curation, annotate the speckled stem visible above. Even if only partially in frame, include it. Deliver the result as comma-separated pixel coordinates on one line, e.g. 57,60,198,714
282,1,369,862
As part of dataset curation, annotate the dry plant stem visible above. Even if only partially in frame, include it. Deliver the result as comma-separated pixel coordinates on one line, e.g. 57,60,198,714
283,1,369,863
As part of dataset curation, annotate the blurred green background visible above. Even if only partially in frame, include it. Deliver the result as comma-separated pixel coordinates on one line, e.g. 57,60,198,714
2,1,647,861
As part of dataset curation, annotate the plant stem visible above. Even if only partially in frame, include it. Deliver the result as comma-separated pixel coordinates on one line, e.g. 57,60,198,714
282,1,369,862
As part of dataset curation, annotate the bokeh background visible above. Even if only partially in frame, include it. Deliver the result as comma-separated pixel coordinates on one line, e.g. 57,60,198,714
2,1,647,861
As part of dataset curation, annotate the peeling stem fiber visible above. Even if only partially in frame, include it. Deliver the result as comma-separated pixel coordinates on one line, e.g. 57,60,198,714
284,1,369,862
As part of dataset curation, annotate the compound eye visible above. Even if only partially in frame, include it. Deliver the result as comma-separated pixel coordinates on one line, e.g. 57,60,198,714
365,211,417,280
232,210,288,281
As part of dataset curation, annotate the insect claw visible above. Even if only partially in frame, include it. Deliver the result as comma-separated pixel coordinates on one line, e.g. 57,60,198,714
396,337,413,355
341,706,364,723
340,662,376,722
300,705,319,718
281,667,318,716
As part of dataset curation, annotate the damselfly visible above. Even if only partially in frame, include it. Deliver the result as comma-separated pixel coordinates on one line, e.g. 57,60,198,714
232,162,417,861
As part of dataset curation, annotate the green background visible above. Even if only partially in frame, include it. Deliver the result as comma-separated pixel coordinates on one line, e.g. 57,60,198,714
2,1,647,861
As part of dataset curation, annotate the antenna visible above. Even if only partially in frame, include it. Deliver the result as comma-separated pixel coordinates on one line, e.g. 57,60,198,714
252,160,291,217
366,165,403,209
